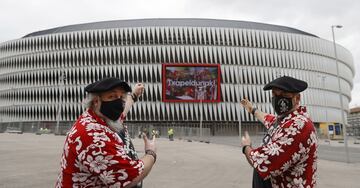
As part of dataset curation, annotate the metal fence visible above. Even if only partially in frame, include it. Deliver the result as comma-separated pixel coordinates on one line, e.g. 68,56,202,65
0,121,265,141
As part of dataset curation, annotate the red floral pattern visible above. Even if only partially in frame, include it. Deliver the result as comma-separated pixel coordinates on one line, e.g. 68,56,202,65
250,106,318,188
55,109,144,188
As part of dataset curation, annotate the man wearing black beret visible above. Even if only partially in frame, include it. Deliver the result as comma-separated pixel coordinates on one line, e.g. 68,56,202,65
240,76,318,188
56,77,156,188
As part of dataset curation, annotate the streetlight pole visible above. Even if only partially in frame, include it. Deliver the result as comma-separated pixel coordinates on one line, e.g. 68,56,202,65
318,75,330,141
317,75,328,122
236,66,242,140
331,25,350,163
199,99,203,141
55,70,65,135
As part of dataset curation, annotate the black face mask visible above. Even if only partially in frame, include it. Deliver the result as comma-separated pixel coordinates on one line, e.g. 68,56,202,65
272,96,293,115
100,98,125,121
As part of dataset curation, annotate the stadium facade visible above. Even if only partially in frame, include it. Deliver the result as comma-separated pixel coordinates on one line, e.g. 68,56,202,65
348,107,360,137
0,19,354,136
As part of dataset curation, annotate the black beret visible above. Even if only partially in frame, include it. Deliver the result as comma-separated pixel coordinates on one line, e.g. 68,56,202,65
85,77,131,93
263,76,308,93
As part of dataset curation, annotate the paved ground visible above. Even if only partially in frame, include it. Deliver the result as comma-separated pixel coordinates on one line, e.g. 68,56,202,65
206,136,360,163
0,133,359,188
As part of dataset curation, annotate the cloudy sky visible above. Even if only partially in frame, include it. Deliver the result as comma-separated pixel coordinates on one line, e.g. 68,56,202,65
1,0,359,107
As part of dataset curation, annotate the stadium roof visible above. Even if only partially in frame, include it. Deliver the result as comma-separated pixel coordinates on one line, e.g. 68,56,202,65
23,18,318,38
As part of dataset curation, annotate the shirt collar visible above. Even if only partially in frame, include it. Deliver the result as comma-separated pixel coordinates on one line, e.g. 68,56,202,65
278,106,308,124
87,108,125,132
87,108,108,126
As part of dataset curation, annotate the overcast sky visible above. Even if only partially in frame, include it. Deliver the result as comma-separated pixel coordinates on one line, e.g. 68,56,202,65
1,0,359,107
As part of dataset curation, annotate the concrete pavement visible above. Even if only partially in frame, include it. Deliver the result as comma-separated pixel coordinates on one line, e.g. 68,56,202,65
207,136,360,163
0,133,359,188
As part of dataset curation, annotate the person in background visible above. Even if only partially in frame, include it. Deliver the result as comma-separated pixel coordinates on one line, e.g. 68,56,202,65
168,128,174,141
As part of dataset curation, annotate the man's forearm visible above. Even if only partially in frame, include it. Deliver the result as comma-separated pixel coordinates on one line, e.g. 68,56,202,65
243,145,253,166
124,155,155,188
253,109,268,124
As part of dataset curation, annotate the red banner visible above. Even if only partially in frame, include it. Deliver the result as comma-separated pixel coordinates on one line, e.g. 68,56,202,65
162,64,221,102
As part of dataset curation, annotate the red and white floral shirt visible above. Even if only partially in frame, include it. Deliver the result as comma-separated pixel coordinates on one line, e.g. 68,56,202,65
55,109,144,188
249,106,318,188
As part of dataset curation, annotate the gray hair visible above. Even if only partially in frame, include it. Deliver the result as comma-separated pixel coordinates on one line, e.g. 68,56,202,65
83,93,99,109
